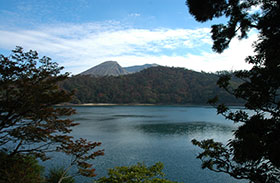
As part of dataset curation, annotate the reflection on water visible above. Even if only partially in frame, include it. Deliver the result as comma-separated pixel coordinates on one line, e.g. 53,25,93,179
46,106,244,183
135,122,233,136
113,114,156,118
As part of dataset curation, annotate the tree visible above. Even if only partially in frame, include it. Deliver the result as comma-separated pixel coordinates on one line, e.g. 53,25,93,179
95,162,179,183
0,152,44,183
0,47,104,180
186,0,280,182
57,138,104,183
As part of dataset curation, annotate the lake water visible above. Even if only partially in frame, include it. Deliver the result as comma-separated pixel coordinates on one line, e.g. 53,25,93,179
47,106,245,183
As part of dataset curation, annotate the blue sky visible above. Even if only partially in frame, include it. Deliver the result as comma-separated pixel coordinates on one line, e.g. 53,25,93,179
0,0,256,74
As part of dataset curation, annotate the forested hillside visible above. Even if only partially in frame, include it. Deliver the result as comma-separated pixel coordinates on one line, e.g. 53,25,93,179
61,66,241,104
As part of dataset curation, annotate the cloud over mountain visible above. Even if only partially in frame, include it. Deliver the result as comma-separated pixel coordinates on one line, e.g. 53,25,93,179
0,21,256,74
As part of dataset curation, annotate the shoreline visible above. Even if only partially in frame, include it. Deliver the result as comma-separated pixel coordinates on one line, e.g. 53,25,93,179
56,103,157,107
56,103,244,107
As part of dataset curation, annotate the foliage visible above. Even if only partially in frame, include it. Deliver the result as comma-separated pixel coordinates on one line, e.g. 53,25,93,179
0,46,76,159
0,151,44,183
187,0,280,182
57,138,104,181
61,66,241,105
95,162,179,183
45,167,75,183
0,47,104,180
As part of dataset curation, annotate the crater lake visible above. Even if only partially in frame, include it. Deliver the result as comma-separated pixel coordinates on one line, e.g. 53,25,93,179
46,105,246,183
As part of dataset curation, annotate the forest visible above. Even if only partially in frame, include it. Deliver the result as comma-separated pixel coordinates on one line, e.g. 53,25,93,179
60,66,242,105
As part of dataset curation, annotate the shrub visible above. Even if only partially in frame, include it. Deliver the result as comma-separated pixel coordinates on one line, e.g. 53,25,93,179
96,162,179,183
45,167,75,183
0,151,44,183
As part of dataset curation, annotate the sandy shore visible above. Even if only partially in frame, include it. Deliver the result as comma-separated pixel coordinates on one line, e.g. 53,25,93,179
56,103,157,106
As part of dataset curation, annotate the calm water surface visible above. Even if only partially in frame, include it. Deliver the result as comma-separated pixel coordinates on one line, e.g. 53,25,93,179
47,106,245,183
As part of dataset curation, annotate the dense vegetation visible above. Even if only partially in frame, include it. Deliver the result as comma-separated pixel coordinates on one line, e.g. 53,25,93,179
96,162,179,183
187,0,280,182
0,47,104,182
61,66,241,105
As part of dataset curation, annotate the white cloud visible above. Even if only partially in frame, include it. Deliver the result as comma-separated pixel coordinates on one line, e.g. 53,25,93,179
0,21,256,74
248,4,262,14
103,33,257,72
129,13,141,17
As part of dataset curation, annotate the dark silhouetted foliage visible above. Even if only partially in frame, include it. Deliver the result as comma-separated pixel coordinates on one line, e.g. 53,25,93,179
0,152,44,183
0,47,104,180
187,0,280,182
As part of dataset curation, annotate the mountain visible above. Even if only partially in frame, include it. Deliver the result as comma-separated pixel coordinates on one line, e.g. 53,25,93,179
61,66,243,105
79,61,128,77
124,63,159,73
79,61,160,77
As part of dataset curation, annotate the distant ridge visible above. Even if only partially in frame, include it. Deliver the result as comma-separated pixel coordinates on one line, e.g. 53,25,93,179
124,63,159,73
80,61,128,77
79,61,159,77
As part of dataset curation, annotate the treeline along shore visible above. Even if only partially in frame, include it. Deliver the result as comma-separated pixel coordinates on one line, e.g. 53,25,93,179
60,66,243,105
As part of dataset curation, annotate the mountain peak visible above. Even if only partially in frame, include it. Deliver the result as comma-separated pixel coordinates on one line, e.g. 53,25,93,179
101,61,118,65
79,61,160,77
80,61,128,77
